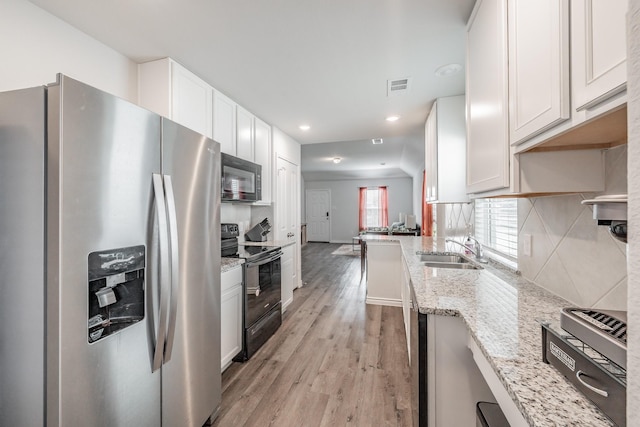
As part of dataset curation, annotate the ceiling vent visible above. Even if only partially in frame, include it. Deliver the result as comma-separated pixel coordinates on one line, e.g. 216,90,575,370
372,138,383,145
387,77,411,97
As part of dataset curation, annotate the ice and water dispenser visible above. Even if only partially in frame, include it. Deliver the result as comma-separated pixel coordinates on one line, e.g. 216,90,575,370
87,245,145,343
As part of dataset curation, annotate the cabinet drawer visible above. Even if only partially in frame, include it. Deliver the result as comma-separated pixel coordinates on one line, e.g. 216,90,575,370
221,265,243,292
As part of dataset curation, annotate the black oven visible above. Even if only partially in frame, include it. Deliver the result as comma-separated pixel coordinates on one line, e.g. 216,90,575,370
240,249,282,360
221,223,283,361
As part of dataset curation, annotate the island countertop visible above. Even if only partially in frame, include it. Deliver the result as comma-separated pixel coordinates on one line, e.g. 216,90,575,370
361,234,615,427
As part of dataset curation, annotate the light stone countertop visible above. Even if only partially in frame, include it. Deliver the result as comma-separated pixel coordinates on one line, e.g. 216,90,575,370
221,257,244,273
361,234,615,427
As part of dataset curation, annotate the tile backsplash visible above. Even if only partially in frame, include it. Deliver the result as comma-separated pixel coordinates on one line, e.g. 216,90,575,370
519,145,627,310
436,145,628,310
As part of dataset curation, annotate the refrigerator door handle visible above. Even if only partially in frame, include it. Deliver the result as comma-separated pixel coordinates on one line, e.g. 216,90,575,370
152,173,171,372
162,174,180,363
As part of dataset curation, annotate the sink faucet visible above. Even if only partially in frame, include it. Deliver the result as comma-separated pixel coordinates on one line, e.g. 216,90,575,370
445,237,488,264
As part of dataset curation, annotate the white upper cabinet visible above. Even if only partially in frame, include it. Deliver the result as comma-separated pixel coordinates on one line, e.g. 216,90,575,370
254,117,272,204
466,0,510,194
509,0,628,152
233,105,272,204
425,96,469,203
508,0,570,145
571,0,628,111
236,105,255,161
465,0,607,198
213,90,237,155
138,58,213,138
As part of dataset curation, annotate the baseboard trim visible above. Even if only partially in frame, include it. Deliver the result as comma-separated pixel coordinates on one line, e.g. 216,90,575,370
365,296,402,307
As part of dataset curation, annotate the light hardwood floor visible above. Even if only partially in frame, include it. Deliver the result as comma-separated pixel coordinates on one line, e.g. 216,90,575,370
213,243,413,427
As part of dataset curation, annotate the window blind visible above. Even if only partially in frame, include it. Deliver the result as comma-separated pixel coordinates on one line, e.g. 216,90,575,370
474,198,518,262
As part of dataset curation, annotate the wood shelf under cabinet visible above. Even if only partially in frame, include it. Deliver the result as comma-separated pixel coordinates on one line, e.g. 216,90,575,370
523,104,627,153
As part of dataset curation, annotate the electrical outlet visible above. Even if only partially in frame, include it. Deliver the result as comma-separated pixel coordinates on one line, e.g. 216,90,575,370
523,234,532,257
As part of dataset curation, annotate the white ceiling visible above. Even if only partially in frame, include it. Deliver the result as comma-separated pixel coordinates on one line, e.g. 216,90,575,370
28,0,475,180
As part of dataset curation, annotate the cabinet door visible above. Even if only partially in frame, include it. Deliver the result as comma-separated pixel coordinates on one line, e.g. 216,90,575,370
466,0,510,194
213,90,237,155
435,96,469,203
281,245,294,311
236,105,254,161
425,103,437,202
508,0,570,144
571,0,628,111
171,63,213,138
254,117,272,204
221,267,243,371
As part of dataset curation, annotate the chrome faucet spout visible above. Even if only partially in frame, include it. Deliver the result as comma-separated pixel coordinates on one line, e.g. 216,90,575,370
445,238,476,255
445,237,488,264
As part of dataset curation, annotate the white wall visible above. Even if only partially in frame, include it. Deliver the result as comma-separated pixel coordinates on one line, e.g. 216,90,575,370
0,0,137,101
304,177,413,243
627,2,640,423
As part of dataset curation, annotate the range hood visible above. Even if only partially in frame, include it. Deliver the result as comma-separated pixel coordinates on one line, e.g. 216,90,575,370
582,194,627,243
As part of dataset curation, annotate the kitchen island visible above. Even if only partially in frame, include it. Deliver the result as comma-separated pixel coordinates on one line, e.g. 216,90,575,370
360,234,616,427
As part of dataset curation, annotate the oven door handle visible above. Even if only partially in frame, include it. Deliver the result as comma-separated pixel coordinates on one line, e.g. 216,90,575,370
244,251,283,268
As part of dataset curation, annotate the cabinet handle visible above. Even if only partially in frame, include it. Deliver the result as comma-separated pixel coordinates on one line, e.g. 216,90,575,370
576,370,609,397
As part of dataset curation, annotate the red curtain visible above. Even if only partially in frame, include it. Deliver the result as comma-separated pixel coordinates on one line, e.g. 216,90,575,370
379,186,388,227
422,170,433,236
358,187,367,231
359,186,389,230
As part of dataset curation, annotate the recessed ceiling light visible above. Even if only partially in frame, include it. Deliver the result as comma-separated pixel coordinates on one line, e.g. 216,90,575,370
434,63,463,77
299,125,310,131
386,116,400,122
372,138,383,145
333,157,342,164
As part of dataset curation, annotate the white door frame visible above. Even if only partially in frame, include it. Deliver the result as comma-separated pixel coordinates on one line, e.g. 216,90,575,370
305,189,331,242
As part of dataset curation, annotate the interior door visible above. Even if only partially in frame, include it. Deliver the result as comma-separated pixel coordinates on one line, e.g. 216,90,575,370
276,156,300,288
305,189,331,242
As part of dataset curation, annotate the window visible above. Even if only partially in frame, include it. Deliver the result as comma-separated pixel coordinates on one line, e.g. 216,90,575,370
359,187,388,230
474,198,518,263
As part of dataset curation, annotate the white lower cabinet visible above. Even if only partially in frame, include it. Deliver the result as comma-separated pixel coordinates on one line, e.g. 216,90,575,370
281,245,294,312
427,315,496,426
365,242,401,306
221,265,243,372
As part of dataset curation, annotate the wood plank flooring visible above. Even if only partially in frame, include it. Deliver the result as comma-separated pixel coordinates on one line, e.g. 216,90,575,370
212,243,413,427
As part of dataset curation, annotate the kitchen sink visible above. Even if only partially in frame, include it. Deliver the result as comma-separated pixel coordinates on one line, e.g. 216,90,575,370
417,252,483,270
419,254,469,263
421,261,482,270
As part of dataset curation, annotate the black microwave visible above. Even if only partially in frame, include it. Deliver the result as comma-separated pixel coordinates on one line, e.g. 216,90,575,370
221,153,262,203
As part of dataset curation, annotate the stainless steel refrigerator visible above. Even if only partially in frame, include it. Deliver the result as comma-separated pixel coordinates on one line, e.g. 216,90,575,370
0,75,221,426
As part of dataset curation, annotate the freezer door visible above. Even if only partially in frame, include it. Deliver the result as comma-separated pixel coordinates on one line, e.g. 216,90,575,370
161,118,221,426
0,86,46,427
47,76,162,426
